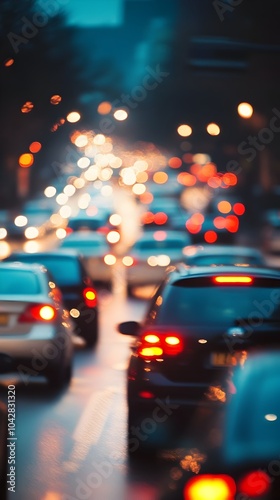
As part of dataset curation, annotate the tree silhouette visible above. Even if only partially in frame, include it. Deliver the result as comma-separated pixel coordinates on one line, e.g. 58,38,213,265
0,0,121,207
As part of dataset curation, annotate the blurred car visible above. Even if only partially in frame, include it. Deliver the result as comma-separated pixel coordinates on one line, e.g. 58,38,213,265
164,351,280,500
66,208,111,235
0,262,74,389
141,198,187,231
59,231,112,283
123,230,191,289
117,265,280,453
4,250,99,347
183,244,267,267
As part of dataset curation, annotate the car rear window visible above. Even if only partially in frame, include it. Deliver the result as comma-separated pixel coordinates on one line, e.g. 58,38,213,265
6,256,82,287
156,278,280,327
136,239,185,251
29,256,81,286
0,269,40,295
68,218,106,230
190,255,263,266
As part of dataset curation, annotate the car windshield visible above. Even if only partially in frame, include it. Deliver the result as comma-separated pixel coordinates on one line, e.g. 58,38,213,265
156,278,280,327
0,269,40,295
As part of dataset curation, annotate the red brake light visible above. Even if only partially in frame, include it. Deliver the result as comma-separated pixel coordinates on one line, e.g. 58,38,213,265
184,474,236,500
238,470,271,497
19,304,57,322
83,287,97,307
138,331,183,359
213,276,253,284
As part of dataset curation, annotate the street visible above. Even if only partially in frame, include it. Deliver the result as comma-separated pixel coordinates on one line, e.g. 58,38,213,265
1,289,173,500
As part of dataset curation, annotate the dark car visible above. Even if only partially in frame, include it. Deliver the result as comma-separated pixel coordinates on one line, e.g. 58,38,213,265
117,265,280,453
4,250,99,348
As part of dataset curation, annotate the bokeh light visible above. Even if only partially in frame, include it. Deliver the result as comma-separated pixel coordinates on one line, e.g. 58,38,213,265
177,124,192,137
66,111,81,123
97,101,112,114
237,102,253,118
19,153,34,168
206,123,220,136
113,109,128,121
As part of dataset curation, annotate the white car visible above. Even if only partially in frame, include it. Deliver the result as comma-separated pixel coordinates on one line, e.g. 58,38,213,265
124,230,190,289
0,262,74,390
59,231,112,283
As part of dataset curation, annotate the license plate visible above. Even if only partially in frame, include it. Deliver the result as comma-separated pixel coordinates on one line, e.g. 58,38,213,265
0,314,8,326
211,352,238,367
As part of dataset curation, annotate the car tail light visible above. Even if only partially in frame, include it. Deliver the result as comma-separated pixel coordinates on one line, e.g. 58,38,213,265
184,474,236,500
138,331,183,359
97,226,109,235
83,287,97,308
213,276,253,284
238,470,271,497
19,304,57,322
66,227,73,234
138,391,155,399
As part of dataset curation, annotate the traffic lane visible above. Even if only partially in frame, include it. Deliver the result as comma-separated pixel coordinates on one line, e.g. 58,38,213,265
0,292,156,500
1,290,224,500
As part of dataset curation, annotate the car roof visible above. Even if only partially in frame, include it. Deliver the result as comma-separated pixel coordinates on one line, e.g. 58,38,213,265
168,264,280,282
61,231,106,241
137,230,188,241
6,249,82,259
0,261,48,274
183,244,263,257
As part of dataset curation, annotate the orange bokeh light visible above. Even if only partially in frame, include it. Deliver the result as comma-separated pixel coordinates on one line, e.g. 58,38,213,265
21,101,34,113
217,201,232,214
19,153,34,168
141,212,154,224
153,171,168,184
168,157,182,169
208,175,222,188
177,172,196,186
139,192,154,204
213,216,226,229
222,173,238,186
4,58,14,67
50,94,62,105
97,101,112,115
225,215,239,232
154,212,168,225
29,141,42,153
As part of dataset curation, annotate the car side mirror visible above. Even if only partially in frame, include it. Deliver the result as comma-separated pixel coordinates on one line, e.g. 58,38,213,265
117,321,140,336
